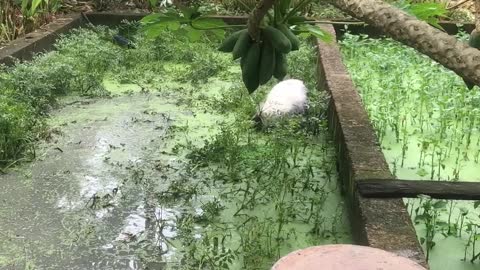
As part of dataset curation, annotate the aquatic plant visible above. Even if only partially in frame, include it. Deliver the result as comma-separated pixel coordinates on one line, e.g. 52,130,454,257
341,33,480,269
0,23,350,269
108,32,349,268
340,32,480,182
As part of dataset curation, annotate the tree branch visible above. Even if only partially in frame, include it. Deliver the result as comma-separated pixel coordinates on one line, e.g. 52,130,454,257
247,0,276,41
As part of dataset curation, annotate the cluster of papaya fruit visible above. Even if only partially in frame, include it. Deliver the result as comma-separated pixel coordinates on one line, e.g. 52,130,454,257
218,24,300,93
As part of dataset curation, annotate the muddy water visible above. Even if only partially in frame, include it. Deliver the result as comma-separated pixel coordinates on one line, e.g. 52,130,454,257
0,92,178,269
1,79,353,269
0,82,352,269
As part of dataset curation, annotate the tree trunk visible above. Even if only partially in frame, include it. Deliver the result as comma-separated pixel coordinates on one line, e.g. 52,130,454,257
475,0,480,30
329,0,480,88
248,0,276,41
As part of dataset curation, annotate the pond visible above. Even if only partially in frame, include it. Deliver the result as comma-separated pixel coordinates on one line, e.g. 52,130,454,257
340,32,480,270
0,24,352,269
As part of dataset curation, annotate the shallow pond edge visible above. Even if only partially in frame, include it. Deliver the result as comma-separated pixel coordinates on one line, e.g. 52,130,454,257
0,14,82,65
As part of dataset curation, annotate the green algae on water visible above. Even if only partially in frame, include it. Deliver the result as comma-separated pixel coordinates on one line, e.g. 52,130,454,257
340,32,480,270
0,26,352,270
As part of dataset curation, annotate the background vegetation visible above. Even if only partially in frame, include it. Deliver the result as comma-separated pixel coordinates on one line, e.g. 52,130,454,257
1,0,476,45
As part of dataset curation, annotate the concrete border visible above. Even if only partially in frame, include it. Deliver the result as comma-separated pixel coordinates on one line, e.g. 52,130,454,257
83,11,248,26
315,24,427,267
0,14,83,66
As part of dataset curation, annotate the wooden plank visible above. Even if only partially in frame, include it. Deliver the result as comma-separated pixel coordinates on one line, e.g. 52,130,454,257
357,179,480,200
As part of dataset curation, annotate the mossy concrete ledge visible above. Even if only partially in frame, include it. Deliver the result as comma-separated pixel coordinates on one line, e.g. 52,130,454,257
315,24,427,267
0,14,82,66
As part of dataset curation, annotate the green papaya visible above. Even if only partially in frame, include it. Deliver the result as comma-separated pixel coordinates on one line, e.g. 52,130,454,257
262,26,292,54
242,43,261,93
240,54,247,69
277,24,300,51
232,30,252,60
259,40,275,85
219,29,247,53
273,52,287,80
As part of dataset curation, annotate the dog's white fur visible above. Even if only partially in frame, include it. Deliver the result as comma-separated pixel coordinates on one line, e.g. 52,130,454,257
259,79,308,117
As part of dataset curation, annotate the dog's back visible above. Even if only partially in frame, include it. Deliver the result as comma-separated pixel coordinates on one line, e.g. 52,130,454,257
252,79,308,129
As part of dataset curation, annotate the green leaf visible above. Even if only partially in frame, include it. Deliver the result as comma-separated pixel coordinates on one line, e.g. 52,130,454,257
419,237,425,245
192,17,226,29
401,2,447,30
298,24,333,42
140,12,228,41
140,13,181,25
140,13,183,39
184,26,202,42
165,21,181,31
180,6,201,20
416,168,428,177
148,0,159,7
21,0,30,15
474,201,480,209
30,0,44,16
409,3,447,19
141,25,164,39
192,17,226,39
142,21,181,39
211,29,226,39
432,200,447,209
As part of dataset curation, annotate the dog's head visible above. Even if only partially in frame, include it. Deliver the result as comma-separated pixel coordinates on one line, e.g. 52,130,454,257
251,103,265,130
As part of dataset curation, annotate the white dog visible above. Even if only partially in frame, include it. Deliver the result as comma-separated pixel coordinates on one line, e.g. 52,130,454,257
253,79,308,127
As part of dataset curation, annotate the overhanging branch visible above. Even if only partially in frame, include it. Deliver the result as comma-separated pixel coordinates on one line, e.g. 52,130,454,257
329,0,480,88
247,0,276,41
475,0,480,30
